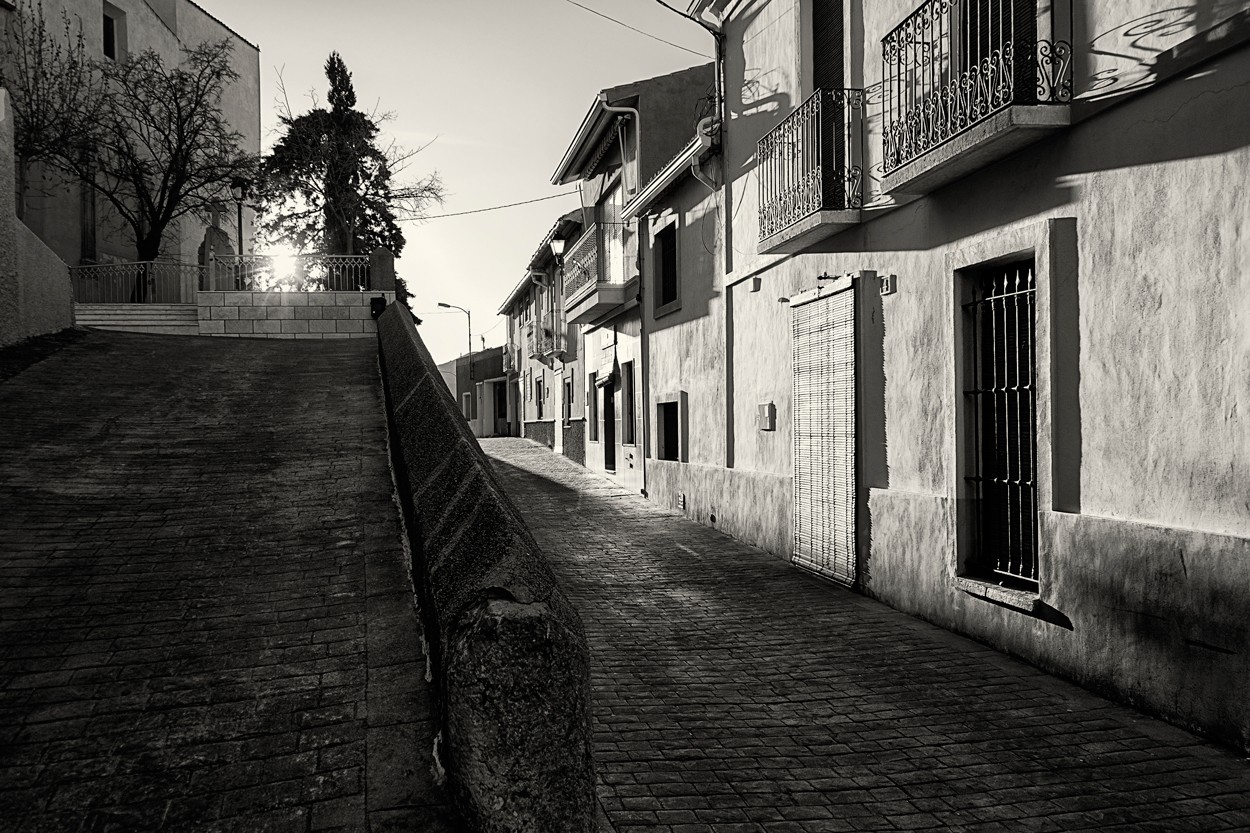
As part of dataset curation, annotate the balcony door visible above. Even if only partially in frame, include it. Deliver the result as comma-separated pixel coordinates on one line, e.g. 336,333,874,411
602,183,625,286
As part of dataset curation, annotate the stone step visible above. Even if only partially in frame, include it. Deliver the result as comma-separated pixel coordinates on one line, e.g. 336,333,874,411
75,304,199,335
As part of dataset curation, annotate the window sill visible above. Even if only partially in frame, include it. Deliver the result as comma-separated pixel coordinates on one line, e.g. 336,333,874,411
953,576,1040,614
654,299,682,320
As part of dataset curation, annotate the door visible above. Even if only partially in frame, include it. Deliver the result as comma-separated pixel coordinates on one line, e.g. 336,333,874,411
791,280,857,585
494,382,508,436
602,381,617,471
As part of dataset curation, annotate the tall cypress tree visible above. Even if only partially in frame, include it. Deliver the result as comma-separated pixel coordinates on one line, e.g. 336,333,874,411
259,52,442,256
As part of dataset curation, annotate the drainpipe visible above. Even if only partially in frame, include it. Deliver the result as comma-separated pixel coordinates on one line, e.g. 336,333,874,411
599,94,641,195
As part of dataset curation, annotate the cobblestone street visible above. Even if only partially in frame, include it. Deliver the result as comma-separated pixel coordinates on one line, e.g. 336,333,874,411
483,438,1250,833
0,332,452,832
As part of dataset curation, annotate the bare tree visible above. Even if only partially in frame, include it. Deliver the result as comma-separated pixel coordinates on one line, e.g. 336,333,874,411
0,0,105,218
55,40,259,264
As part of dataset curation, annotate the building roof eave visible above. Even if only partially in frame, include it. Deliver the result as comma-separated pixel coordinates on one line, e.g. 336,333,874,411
622,137,704,221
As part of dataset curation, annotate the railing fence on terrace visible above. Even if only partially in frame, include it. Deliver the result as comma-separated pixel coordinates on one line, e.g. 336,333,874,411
70,261,206,304
561,224,602,302
209,254,371,292
882,0,1072,173
758,87,865,241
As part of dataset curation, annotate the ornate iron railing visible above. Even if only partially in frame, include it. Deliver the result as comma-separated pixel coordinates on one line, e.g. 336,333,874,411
562,224,601,303
758,87,865,240
882,0,1072,173
536,326,554,356
70,261,205,304
210,254,371,292
526,323,540,358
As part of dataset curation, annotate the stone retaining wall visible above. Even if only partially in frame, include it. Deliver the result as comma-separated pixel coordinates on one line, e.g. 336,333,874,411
375,303,594,833
196,291,393,338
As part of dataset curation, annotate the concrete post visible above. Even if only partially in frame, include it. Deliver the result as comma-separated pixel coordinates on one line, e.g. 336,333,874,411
370,247,396,291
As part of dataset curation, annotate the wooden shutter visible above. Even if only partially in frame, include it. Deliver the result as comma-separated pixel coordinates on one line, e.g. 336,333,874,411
791,283,856,585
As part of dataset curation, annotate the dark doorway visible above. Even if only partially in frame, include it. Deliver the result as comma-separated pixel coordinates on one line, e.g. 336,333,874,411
603,381,616,472
493,381,508,436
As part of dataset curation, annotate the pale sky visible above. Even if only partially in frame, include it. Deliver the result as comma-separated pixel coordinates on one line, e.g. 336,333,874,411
192,0,712,364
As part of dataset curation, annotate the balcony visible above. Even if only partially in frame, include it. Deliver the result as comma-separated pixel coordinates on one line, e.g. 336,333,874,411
757,88,865,255
525,323,541,359
562,223,631,325
880,0,1072,195
503,346,516,374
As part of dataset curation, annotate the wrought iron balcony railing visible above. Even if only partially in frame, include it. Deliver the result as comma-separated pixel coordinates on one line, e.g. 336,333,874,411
526,323,540,359
70,261,205,304
562,224,602,303
503,346,516,374
881,0,1072,174
758,88,865,241
210,254,371,292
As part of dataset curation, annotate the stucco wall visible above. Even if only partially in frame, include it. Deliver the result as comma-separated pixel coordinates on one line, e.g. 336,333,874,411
0,89,73,347
663,2,1250,750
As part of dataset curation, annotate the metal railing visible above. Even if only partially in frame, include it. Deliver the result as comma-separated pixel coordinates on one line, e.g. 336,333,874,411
758,88,865,240
562,224,601,303
963,260,1038,586
536,326,554,356
526,323,540,358
882,0,1072,173
503,346,516,374
209,254,371,292
70,261,205,304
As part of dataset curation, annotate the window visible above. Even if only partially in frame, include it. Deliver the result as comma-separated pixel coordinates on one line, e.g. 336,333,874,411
657,401,680,461
588,373,599,440
962,259,1038,587
563,378,574,422
621,361,636,444
102,4,125,61
535,377,545,420
655,223,678,310
602,182,625,285
461,392,472,420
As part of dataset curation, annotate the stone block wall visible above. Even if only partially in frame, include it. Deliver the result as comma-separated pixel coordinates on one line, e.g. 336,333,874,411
196,290,394,339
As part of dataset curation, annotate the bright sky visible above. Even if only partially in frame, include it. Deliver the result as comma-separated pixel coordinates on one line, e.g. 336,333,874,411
192,0,712,364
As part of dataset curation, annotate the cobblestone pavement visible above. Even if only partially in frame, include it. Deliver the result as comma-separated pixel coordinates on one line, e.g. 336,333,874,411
0,331,456,832
482,438,1250,833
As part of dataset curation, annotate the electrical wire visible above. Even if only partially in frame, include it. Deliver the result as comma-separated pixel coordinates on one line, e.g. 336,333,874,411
420,191,579,220
557,0,711,58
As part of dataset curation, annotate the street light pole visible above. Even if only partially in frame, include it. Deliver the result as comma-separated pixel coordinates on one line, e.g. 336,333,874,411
437,302,473,380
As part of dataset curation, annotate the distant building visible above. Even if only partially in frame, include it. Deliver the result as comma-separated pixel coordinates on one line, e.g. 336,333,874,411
0,0,261,267
439,346,505,438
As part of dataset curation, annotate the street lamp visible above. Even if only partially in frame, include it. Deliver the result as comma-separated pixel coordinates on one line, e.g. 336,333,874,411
438,302,472,380
229,176,251,256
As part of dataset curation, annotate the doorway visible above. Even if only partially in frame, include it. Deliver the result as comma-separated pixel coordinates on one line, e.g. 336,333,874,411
602,381,616,472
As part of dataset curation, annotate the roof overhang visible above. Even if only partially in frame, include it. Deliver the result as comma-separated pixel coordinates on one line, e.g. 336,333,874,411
551,91,634,185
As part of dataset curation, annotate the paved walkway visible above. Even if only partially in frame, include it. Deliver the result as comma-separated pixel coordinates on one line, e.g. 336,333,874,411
482,438,1250,833
0,331,456,832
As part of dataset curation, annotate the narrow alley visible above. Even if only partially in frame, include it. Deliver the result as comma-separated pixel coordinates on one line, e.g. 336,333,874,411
483,438,1250,833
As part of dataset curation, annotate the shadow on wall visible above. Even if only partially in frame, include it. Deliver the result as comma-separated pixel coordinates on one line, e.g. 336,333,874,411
794,5,1250,255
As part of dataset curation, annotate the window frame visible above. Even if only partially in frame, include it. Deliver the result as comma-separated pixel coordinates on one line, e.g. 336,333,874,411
947,219,1073,609
652,214,681,318
587,372,599,441
621,361,636,445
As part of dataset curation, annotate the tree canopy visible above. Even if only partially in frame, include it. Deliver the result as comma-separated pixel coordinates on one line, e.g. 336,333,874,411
258,52,444,257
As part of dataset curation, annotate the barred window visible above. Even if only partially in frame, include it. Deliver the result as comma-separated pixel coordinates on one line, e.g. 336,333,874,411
963,260,1038,587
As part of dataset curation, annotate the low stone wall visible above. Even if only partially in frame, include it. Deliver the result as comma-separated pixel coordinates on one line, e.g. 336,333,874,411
376,304,594,832
196,290,393,338
562,419,586,466
523,419,556,449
